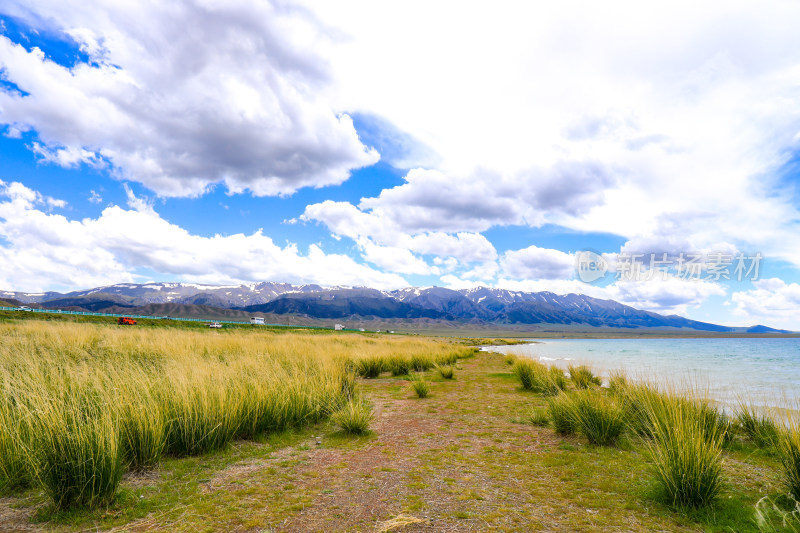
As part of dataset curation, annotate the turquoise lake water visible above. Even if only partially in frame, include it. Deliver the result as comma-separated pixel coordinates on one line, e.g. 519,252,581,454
490,338,800,408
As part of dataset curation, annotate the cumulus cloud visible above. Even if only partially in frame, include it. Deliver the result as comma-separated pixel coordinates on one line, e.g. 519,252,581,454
0,0,377,197
500,245,575,281
305,0,800,270
0,181,407,292
731,278,800,330
300,198,499,270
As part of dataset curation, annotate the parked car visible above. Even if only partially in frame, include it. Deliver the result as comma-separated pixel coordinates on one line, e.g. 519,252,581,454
117,317,137,325
17,306,31,311
208,322,222,328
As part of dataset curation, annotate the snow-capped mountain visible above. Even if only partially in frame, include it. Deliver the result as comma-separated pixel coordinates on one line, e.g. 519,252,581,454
1,281,769,332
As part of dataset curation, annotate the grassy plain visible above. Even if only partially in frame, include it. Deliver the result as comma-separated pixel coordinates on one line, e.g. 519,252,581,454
0,317,797,532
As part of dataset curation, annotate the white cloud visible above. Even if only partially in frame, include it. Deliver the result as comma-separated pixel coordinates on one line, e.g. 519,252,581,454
301,198,498,268
731,278,800,330
359,240,436,275
500,245,575,281
0,1,377,197
440,275,485,291
0,181,407,292
305,0,800,270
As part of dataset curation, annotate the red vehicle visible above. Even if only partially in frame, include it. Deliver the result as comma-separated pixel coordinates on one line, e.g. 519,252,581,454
117,317,137,325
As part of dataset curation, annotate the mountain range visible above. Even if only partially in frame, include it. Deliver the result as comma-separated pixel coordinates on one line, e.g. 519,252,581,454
0,282,790,333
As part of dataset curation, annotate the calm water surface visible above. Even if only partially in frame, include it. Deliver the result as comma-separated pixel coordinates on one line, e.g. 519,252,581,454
491,338,800,407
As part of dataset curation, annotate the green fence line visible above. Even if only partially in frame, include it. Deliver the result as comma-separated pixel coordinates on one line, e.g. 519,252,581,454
0,306,364,332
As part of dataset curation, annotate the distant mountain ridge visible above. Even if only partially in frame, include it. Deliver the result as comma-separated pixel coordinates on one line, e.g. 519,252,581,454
1,282,791,332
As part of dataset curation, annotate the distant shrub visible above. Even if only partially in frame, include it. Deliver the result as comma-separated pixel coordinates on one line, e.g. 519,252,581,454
504,354,516,366
568,365,601,389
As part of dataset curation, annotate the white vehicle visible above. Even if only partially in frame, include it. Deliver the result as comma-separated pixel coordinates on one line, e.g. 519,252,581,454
17,306,31,311
250,317,265,325
208,322,222,328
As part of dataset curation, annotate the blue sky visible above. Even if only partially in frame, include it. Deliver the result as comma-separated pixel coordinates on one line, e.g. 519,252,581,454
2,1,800,329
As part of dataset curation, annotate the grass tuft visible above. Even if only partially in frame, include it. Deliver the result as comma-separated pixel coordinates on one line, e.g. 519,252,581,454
528,406,550,427
645,396,725,508
409,377,431,399
357,356,384,378
565,389,626,446
330,397,373,435
512,359,566,395
778,419,800,501
436,364,455,380
568,365,601,389
736,402,780,449
547,393,576,435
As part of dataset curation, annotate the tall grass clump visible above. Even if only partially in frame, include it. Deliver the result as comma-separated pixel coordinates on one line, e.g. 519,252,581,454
777,418,800,500
737,402,780,449
331,397,373,434
164,372,244,456
357,356,384,378
645,397,725,508
547,393,576,435
0,320,462,509
607,370,628,396
0,390,32,491
512,359,565,395
528,406,550,427
29,383,123,509
435,351,460,366
568,365,601,389
115,370,167,469
410,354,435,372
388,356,411,376
410,377,431,398
565,390,626,446
436,364,455,379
